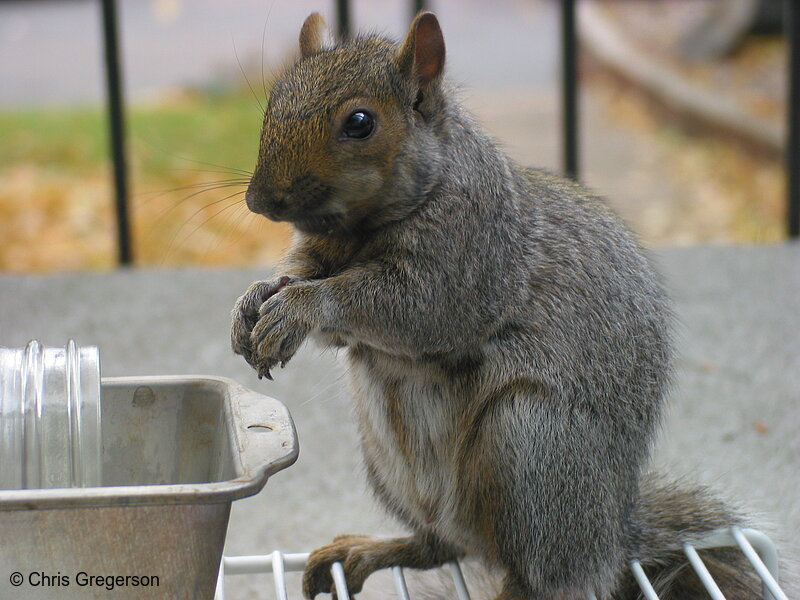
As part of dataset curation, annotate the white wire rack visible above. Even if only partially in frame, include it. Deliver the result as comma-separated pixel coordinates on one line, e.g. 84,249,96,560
215,527,788,600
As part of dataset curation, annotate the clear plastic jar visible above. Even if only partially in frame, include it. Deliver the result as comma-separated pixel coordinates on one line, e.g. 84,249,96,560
0,340,101,489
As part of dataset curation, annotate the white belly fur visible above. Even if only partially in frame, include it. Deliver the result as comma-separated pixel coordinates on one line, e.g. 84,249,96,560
346,352,481,553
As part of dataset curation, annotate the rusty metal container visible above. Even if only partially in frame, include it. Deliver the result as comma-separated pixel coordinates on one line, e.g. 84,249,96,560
0,375,298,600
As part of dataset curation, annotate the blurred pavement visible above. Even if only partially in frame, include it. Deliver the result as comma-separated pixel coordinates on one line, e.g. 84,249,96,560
0,0,557,107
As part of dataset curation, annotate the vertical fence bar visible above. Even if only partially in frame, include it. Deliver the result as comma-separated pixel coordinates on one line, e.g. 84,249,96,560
787,0,799,238
560,0,579,180
271,551,289,600
336,0,351,40
448,561,471,600
100,0,132,265
682,544,726,600
392,566,411,600
412,0,426,18
215,563,225,600
331,562,351,600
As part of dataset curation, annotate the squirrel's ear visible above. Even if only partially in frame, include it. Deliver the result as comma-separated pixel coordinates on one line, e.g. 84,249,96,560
396,11,445,89
299,13,331,57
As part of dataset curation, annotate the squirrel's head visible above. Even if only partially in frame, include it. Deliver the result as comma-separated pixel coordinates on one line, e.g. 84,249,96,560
246,11,446,236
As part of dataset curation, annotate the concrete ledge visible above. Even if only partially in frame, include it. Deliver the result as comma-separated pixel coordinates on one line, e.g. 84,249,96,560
0,243,797,598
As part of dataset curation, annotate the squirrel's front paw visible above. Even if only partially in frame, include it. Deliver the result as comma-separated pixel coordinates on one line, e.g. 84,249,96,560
248,283,318,379
303,534,376,599
231,275,301,371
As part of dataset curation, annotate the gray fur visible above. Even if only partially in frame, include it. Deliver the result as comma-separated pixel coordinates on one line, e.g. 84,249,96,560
231,13,764,600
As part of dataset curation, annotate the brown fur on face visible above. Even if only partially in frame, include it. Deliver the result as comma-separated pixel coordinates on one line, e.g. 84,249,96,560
246,36,427,236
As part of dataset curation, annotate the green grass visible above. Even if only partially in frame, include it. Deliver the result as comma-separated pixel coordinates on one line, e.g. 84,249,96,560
129,90,264,180
0,107,108,174
0,87,265,180
0,87,292,272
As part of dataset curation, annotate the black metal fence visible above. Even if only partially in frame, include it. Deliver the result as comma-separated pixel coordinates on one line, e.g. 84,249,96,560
94,0,798,265
100,0,131,266
788,0,800,237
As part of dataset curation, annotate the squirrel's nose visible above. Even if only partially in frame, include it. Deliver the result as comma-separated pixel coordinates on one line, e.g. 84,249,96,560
245,180,288,219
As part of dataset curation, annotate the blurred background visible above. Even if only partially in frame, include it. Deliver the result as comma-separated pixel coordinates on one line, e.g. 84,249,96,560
0,0,792,271
0,4,797,597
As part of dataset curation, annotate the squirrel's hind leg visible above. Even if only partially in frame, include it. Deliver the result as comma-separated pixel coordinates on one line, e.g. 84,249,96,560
454,382,631,600
302,532,458,599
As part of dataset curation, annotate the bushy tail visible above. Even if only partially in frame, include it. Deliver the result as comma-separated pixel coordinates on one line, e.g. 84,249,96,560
361,476,780,600
615,475,764,600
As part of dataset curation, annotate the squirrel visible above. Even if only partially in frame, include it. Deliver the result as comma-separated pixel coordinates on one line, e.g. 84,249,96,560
231,11,767,600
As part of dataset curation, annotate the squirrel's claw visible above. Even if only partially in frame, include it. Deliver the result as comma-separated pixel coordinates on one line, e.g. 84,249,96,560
248,286,314,377
303,534,378,600
256,361,276,381
231,275,308,381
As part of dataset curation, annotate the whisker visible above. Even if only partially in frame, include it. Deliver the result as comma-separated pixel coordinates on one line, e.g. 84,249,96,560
177,195,246,246
261,1,276,102
203,202,253,261
217,201,249,243
149,182,249,224
233,34,266,116
179,190,247,227
162,191,247,262
172,167,254,177
138,178,250,202
300,371,348,407
220,210,263,255
170,156,252,177
144,186,246,247
133,136,253,177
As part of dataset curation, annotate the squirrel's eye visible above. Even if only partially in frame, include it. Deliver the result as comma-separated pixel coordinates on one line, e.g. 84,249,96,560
342,111,375,139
